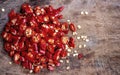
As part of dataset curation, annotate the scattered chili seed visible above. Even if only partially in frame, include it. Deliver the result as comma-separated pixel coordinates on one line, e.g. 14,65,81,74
72,32,77,35
66,66,70,70
77,36,80,40
67,53,70,56
77,25,81,29
83,44,86,48
1,8,5,12
29,70,33,73
79,45,82,48
59,60,64,63
66,60,69,63
80,11,84,15
67,48,71,52
73,53,78,57
9,62,12,64
85,11,88,15
85,39,89,42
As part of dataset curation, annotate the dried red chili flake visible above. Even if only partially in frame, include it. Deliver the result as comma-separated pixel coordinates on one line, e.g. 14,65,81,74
69,23,76,32
1,3,76,73
78,53,83,59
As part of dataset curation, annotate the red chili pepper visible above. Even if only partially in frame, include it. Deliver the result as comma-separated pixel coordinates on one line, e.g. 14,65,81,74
1,3,76,73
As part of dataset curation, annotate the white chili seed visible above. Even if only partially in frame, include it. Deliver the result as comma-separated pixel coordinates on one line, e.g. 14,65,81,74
77,25,81,29
86,39,89,42
67,53,70,56
72,32,77,35
74,50,77,53
77,36,80,40
55,30,58,33
79,45,82,48
80,11,84,15
83,44,86,48
73,54,76,57
66,66,70,70
67,49,71,52
65,45,69,49
85,11,88,15
60,60,64,63
67,20,70,22
29,70,33,73
9,62,12,64
66,60,69,63
1,8,5,12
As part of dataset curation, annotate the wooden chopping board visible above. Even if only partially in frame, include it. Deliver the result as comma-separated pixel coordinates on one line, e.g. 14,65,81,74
0,0,120,75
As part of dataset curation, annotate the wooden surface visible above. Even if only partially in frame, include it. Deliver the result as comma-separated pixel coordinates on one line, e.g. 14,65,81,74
0,0,120,75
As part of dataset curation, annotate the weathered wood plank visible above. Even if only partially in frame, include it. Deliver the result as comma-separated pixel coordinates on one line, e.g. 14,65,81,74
0,0,120,75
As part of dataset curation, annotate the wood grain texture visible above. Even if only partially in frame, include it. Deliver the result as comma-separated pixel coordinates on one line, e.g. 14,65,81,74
0,0,120,75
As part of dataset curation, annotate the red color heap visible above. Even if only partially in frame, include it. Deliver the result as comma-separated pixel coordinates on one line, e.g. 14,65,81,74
1,3,76,73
